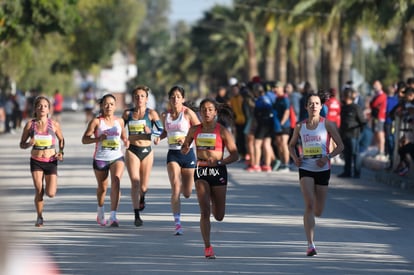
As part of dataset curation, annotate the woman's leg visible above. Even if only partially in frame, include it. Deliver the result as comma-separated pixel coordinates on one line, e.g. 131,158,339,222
211,185,227,222
262,137,272,167
300,177,316,246
32,171,45,219
254,139,263,166
109,160,124,212
140,151,154,197
181,168,194,199
167,162,183,214
195,180,212,248
125,150,141,210
94,169,109,207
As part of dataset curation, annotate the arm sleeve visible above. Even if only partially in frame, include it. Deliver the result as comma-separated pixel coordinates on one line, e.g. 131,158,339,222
151,120,164,137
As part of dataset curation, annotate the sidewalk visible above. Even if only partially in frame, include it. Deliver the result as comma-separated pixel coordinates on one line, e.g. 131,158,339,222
361,148,414,190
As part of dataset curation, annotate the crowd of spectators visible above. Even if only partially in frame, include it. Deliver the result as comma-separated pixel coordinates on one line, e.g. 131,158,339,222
210,77,414,178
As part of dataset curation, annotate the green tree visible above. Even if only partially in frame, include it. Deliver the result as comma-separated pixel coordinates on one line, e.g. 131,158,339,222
69,0,145,71
0,0,79,96
132,0,170,97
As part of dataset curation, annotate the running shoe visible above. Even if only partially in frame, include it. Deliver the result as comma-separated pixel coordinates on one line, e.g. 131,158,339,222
277,165,290,172
306,247,317,256
399,167,409,176
110,219,119,227
272,160,281,171
246,165,261,172
261,165,272,172
96,215,107,226
175,224,183,235
204,246,216,259
35,217,44,227
134,216,143,227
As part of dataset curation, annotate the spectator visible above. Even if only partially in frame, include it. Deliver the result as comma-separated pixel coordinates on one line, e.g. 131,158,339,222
299,81,313,121
215,86,229,104
339,88,366,178
228,77,247,159
350,88,371,154
248,82,275,172
242,84,257,169
370,80,387,159
394,88,414,176
52,89,63,123
384,83,399,168
325,88,342,163
325,88,341,129
285,82,301,123
83,86,96,123
4,94,16,134
273,81,291,172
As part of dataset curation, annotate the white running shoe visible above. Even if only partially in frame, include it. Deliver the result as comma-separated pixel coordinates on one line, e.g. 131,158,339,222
96,215,107,226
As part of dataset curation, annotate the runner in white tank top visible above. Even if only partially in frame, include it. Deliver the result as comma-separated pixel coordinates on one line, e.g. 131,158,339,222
299,117,331,172
165,106,192,150
288,92,344,257
160,86,200,235
82,94,128,228
93,117,124,161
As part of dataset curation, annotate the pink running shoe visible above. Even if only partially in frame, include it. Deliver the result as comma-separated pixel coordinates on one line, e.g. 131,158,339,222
204,246,216,259
175,224,183,235
306,247,317,256
246,165,261,172
110,219,119,227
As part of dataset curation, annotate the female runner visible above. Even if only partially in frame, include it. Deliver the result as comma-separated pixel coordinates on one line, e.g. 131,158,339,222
82,94,128,227
122,85,163,226
19,96,65,227
288,92,343,256
160,86,200,235
181,98,238,259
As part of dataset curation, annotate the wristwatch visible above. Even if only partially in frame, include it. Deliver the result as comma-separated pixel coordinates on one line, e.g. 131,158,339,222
217,160,223,166
326,154,331,160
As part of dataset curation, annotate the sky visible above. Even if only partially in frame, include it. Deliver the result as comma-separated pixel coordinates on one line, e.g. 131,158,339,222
169,0,233,24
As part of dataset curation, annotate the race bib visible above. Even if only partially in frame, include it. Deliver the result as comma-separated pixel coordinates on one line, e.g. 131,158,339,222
102,136,120,150
168,134,185,145
128,120,146,134
303,146,322,158
196,133,216,150
34,135,53,149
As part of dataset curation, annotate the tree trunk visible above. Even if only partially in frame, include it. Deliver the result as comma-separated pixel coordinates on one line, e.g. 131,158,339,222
246,31,259,80
264,32,277,81
400,22,414,81
276,34,288,83
303,30,318,91
327,25,341,91
341,36,353,89
321,35,330,90
288,31,301,85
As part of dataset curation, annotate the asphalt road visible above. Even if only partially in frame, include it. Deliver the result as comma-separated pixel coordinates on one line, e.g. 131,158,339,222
0,111,413,275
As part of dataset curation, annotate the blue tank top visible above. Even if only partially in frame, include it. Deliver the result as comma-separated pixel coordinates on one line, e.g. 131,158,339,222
125,108,152,136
